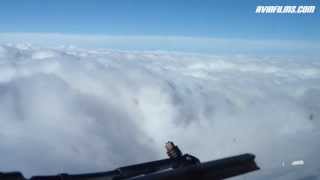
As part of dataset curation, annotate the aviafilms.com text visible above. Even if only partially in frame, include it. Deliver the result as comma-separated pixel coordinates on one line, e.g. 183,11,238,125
256,6,316,14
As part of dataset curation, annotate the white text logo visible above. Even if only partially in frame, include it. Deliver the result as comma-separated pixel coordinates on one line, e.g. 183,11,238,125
256,6,316,14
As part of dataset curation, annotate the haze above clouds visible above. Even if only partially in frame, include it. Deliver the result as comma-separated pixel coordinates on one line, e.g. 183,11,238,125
0,38,319,179
1,33,319,58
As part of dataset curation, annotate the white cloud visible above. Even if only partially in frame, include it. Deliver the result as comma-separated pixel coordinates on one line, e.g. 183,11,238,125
0,33,319,58
0,43,319,179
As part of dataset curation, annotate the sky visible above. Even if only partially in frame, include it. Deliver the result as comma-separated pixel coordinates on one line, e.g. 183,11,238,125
0,0,319,40
0,0,319,56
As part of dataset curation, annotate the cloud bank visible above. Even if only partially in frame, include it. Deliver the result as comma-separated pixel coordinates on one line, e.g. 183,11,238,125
1,33,319,59
0,44,320,179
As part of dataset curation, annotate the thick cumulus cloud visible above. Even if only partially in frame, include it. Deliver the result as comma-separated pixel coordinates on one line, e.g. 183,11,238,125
0,44,320,179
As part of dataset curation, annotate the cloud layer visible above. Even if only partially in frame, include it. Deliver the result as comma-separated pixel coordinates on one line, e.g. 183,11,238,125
1,33,319,58
0,44,320,179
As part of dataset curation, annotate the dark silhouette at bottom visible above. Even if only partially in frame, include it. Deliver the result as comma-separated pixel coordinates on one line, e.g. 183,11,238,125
0,141,259,180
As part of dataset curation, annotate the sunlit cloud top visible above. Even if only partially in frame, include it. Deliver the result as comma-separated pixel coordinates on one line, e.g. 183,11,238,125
0,33,319,59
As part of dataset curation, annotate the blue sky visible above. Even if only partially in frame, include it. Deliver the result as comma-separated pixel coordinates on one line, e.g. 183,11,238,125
1,0,319,39
0,0,319,56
